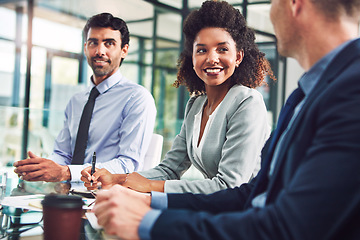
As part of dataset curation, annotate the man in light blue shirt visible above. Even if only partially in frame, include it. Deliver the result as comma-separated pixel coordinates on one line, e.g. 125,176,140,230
13,13,156,182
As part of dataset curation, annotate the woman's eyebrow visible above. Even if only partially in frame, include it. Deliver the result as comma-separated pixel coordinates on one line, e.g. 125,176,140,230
195,41,230,46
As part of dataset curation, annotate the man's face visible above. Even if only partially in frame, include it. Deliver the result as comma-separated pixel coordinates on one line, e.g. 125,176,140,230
270,0,297,57
84,27,128,83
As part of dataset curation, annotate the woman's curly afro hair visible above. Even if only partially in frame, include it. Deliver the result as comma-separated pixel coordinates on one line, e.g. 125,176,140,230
174,0,275,95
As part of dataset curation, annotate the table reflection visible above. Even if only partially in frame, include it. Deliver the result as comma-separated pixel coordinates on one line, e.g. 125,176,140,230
11,180,71,196
0,177,102,240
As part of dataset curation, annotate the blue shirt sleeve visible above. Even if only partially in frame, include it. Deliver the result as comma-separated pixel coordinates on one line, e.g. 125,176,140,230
138,192,168,239
150,191,168,209
138,209,162,240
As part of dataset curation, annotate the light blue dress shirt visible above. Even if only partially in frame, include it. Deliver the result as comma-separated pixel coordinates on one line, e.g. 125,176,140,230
49,70,156,181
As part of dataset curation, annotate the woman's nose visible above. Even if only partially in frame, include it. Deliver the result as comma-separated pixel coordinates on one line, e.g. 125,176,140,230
206,51,219,64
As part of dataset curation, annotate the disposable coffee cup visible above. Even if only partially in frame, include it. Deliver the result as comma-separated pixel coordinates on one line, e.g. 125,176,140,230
42,194,84,240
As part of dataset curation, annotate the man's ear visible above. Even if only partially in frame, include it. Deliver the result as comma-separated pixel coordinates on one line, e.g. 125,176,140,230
290,0,303,17
121,44,129,58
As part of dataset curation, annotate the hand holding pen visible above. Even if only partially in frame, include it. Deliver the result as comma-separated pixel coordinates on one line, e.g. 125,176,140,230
81,155,117,190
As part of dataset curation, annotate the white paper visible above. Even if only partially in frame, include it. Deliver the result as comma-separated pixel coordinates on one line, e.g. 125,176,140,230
1,194,45,211
1,194,96,211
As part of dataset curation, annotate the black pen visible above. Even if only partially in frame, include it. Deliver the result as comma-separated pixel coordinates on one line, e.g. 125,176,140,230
91,152,96,184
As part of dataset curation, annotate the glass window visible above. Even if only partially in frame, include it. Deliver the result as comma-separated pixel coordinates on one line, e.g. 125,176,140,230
52,56,79,86
0,41,15,106
158,0,182,9
121,63,140,85
0,7,16,40
50,55,82,109
142,66,153,93
32,18,82,53
157,13,182,42
128,21,153,39
29,47,47,109
247,4,274,35
126,37,140,62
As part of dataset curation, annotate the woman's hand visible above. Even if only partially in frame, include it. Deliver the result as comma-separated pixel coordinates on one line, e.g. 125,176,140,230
122,172,165,193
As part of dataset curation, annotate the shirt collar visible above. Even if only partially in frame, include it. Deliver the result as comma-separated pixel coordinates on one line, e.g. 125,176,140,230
89,69,124,94
299,38,357,96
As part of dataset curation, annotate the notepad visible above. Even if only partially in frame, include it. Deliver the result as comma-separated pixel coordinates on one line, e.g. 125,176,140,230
28,199,43,209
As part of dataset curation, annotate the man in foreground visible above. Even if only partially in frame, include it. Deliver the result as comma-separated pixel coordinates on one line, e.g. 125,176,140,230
93,0,360,239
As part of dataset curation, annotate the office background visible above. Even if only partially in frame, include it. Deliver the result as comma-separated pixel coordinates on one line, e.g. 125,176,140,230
0,0,306,172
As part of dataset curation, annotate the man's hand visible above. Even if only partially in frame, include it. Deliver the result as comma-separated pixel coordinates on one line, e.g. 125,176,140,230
81,167,126,190
93,185,151,239
13,151,71,182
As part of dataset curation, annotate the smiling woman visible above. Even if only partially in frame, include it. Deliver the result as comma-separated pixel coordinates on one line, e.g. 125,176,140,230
192,27,244,90
81,1,276,195
175,2,275,94
129,0,276,194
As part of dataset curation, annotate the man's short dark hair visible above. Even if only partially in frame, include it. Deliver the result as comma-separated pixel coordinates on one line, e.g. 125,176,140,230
83,13,130,48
